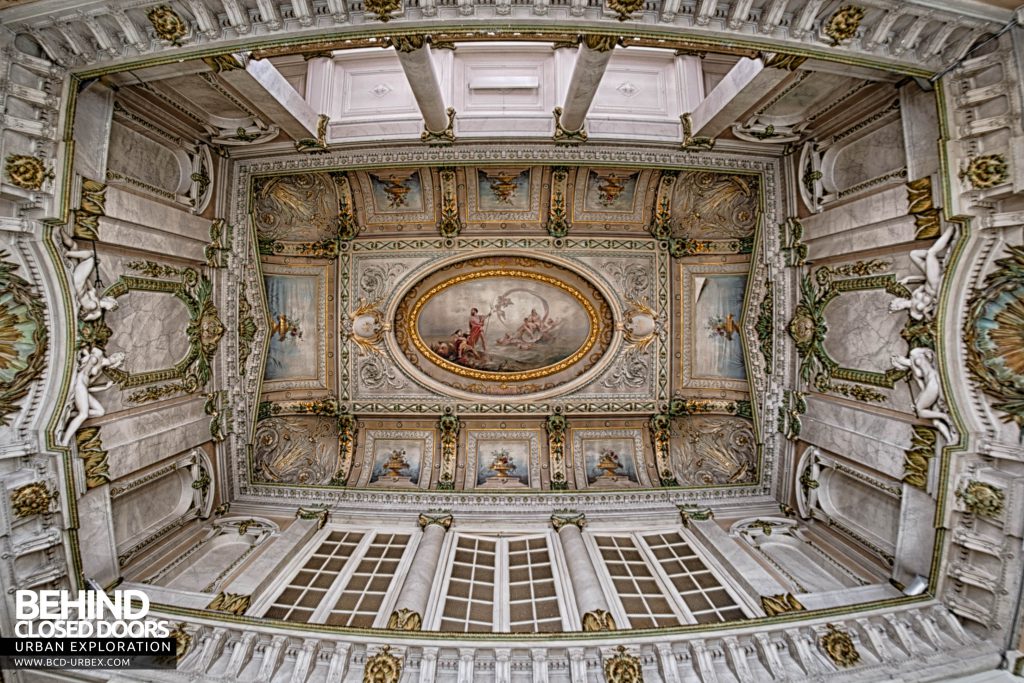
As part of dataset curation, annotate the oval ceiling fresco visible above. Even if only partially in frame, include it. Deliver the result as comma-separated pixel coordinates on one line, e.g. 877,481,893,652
394,256,614,396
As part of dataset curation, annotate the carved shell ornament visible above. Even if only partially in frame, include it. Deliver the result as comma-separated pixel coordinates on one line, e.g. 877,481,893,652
4,154,52,191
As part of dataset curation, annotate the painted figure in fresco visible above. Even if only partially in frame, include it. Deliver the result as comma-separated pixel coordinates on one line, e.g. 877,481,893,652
467,307,489,352
496,308,560,350
60,346,125,446
889,224,955,321
61,232,119,322
891,347,955,443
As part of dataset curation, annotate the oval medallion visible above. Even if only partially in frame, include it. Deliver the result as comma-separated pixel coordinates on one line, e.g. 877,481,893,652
394,256,614,395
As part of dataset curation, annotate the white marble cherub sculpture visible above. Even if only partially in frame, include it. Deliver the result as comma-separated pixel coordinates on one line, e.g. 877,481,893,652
889,224,955,321
61,231,118,321
60,346,125,446
891,347,955,443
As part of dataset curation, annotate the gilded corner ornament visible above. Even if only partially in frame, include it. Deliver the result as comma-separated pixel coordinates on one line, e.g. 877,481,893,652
296,506,329,529
10,482,53,517
582,609,616,631
391,34,427,53
169,623,191,659
678,504,713,526
680,113,715,151
760,593,805,616
956,480,1005,519
962,154,1009,190
906,177,941,239
146,5,188,45
202,54,244,73
295,114,330,154
75,427,110,489
363,645,401,683
903,425,936,489
387,608,422,630
820,624,860,667
4,154,52,191
553,107,587,145
582,34,621,51
760,52,807,71
824,6,865,45
421,107,457,146
206,592,251,615
603,645,643,683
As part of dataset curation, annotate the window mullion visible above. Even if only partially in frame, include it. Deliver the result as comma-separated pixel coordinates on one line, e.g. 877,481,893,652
372,527,422,628
424,530,458,630
311,533,374,623
678,526,760,617
496,537,509,632
547,528,579,631
633,532,694,625
582,532,631,629
251,526,330,617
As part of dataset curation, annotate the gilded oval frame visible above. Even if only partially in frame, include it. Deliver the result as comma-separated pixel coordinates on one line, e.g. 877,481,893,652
405,268,601,382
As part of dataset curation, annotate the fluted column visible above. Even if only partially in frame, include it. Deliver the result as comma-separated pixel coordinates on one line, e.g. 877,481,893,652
553,35,619,143
392,35,455,143
388,512,453,629
550,512,615,630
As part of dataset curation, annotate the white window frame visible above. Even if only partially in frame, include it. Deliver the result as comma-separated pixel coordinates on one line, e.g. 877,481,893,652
426,531,572,633
587,528,756,628
251,526,415,626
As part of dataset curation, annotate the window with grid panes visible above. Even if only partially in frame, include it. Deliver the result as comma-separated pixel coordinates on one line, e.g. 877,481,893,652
263,530,363,622
594,535,682,628
325,532,410,627
642,531,747,623
439,535,497,632
507,536,561,632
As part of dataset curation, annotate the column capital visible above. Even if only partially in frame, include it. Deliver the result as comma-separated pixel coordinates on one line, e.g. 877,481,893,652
418,511,453,531
551,511,586,531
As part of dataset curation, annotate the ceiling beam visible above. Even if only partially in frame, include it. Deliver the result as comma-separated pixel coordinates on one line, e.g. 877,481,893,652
392,36,454,143
554,35,619,142
687,56,794,140
216,55,320,141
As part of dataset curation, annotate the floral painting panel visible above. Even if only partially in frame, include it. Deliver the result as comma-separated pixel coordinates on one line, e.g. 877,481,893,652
582,437,639,487
264,274,318,381
694,274,747,380
475,439,531,488
369,170,423,213
369,438,424,487
476,169,531,211
583,170,639,212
